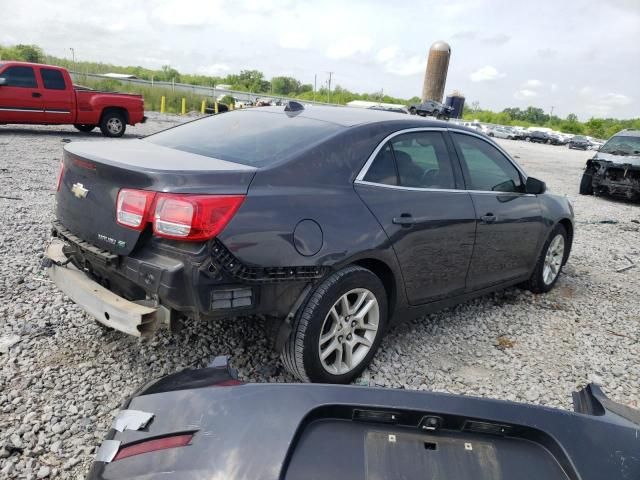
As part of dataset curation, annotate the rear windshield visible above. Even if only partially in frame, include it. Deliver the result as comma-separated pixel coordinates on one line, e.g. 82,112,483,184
145,110,342,167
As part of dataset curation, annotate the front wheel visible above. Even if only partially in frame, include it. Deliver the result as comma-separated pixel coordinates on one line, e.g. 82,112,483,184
525,137,531,142
579,171,594,195
100,111,126,138
281,266,387,383
409,107,417,115
524,224,568,294
74,124,95,133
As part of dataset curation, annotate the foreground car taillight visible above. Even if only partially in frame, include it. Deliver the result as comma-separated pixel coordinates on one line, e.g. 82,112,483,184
113,433,193,461
153,194,245,241
116,189,156,230
56,160,64,192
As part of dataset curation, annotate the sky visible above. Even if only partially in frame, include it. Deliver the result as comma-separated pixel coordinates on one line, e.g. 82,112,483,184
1,0,638,120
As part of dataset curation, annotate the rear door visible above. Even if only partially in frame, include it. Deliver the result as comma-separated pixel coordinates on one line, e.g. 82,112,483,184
450,131,543,290
355,128,476,305
39,67,74,123
0,65,44,122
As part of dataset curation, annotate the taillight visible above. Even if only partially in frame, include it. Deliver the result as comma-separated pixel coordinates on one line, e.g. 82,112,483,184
56,160,64,191
153,194,244,241
113,433,193,461
116,189,156,230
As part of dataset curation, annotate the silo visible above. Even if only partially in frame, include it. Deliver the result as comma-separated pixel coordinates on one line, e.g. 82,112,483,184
422,41,451,103
445,91,465,119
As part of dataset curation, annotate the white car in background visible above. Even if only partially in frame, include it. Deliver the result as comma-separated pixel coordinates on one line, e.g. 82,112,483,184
488,126,516,139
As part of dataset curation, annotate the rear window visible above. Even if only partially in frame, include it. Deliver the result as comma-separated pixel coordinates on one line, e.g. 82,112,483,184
41,68,66,90
145,110,342,167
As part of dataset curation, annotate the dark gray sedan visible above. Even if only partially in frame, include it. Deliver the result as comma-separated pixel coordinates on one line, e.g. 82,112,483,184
47,103,574,383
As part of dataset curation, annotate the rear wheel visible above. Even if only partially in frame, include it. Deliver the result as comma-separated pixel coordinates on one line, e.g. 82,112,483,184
74,124,96,133
524,224,567,294
525,136,531,142
409,107,417,115
281,266,387,383
100,111,126,137
579,171,594,195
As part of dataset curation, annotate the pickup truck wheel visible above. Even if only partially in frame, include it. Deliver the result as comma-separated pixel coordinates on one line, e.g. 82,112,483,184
74,124,96,133
100,111,126,138
579,172,594,195
524,224,567,294
281,266,387,383
409,107,417,115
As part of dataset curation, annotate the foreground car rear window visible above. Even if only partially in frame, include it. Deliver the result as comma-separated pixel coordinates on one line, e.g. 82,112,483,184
145,110,342,167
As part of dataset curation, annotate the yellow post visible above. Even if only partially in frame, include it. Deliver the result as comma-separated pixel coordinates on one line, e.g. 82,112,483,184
160,96,166,113
230,102,234,111
214,101,219,114
181,98,186,115
200,99,206,114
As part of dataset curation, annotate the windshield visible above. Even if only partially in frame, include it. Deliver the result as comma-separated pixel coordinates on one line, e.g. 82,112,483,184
600,135,640,156
145,110,343,167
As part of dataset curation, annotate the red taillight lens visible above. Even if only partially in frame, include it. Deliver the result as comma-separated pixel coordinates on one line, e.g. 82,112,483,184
153,194,244,241
116,189,156,230
113,434,193,461
56,160,64,191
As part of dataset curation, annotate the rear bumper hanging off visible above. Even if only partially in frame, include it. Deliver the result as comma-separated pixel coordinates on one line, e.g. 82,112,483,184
45,240,167,336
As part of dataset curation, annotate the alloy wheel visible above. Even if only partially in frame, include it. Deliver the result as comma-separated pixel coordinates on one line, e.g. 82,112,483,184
543,234,565,285
318,288,379,375
107,117,123,135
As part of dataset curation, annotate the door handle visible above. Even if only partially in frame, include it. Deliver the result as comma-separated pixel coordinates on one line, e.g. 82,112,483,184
392,214,416,227
481,213,497,224
32,92,42,98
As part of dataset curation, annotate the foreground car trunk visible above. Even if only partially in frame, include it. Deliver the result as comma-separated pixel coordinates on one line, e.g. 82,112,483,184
56,140,256,255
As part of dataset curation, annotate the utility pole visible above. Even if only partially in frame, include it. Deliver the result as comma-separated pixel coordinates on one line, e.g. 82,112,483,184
327,71,334,103
69,48,75,72
313,74,316,102
550,105,555,117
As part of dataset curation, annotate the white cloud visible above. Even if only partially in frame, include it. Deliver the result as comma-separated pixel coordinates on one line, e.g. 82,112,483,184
326,36,373,59
376,46,398,63
153,0,224,26
602,93,633,106
514,89,539,100
470,65,506,82
197,63,231,75
551,83,559,92
524,79,543,88
579,87,633,115
279,31,311,50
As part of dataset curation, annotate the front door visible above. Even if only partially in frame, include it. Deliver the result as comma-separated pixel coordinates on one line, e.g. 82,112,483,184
451,132,543,290
0,65,44,123
355,130,476,305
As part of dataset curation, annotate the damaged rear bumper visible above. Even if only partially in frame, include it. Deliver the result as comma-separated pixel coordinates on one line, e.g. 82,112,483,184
45,240,167,336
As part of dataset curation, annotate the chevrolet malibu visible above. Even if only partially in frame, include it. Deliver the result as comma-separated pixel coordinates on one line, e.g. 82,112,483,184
46,103,574,383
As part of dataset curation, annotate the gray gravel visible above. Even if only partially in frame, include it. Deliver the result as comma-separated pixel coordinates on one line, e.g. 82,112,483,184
1,115,639,479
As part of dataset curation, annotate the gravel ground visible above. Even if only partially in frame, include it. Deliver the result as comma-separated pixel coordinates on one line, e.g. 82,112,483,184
0,115,638,479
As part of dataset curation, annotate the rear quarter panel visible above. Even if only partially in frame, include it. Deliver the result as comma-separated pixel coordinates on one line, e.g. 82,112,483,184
75,90,145,125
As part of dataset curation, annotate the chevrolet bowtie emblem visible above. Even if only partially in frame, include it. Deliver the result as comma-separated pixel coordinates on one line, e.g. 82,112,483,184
71,182,89,199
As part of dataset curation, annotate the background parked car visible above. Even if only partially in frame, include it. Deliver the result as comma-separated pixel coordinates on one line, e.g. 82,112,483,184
525,130,550,143
568,135,590,150
488,126,516,139
408,99,452,119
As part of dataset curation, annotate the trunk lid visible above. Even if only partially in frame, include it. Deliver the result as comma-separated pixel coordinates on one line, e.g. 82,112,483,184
56,140,256,255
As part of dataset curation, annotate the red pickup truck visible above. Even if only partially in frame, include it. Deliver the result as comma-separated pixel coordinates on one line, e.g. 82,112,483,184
0,62,146,137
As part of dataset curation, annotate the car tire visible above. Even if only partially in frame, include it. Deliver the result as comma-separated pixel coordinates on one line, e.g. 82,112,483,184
579,171,594,195
524,224,568,294
74,124,96,133
281,265,387,384
409,107,416,115
100,111,126,138
525,137,531,142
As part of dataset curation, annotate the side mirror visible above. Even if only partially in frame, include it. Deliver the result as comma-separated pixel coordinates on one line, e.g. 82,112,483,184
0,77,6,86
525,176,546,195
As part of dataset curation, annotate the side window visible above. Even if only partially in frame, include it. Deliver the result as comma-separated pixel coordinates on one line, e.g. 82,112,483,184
41,69,66,90
390,131,455,189
364,143,398,185
453,133,524,192
1,66,37,88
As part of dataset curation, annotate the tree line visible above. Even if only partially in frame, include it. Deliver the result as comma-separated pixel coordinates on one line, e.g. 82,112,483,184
2,44,637,138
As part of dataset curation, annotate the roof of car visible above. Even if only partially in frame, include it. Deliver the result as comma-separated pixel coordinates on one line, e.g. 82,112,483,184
614,129,640,137
253,104,452,128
